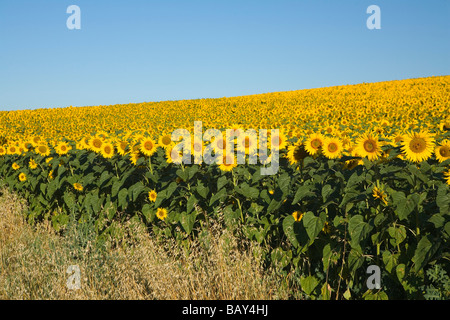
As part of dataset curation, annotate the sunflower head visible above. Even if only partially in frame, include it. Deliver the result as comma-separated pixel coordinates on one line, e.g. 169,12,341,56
36,144,51,157
140,137,157,157
100,142,115,159
287,142,308,165
355,133,383,161
148,190,157,202
304,133,324,156
73,183,83,191
156,208,168,221
269,130,288,150
218,154,237,172
29,158,38,169
292,211,304,222
322,137,343,159
444,169,450,186
435,140,450,163
55,142,72,155
18,172,27,182
401,131,435,163
372,186,388,205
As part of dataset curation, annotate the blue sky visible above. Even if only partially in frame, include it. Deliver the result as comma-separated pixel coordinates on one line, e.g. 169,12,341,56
0,0,449,111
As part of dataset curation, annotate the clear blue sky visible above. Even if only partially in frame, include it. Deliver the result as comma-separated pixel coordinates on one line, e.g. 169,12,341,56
0,0,449,111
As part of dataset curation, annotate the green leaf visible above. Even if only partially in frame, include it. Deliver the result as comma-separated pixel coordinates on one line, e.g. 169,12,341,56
267,199,281,214
209,188,228,206
436,184,449,214
63,192,76,212
348,215,373,250
413,235,440,273
196,181,209,199
428,214,445,228
129,182,146,202
382,250,398,273
321,283,332,300
217,175,228,190
186,194,197,214
321,184,333,202
282,215,299,248
396,264,406,282
277,173,291,195
118,188,128,209
98,171,112,188
302,211,326,243
392,192,416,221
388,225,407,246
111,178,121,198
154,189,166,208
300,275,320,296
180,211,196,235
142,204,154,223
166,182,178,198
292,184,315,205
362,290,388,300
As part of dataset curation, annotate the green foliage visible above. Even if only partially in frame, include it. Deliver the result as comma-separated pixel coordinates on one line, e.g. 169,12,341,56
1,142,449,300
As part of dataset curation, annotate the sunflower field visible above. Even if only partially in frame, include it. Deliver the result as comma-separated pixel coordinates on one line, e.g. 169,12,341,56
1,75,450,299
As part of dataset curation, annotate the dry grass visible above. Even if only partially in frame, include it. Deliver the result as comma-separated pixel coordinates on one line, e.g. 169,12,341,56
0,186,293,300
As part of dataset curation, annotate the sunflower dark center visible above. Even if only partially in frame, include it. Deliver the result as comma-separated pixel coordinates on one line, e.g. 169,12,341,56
409,138,426,153
328,143,338,152
440,146,450,157
363,140,376,153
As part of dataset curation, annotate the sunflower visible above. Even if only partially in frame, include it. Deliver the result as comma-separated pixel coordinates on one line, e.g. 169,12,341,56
237,135,257,155
372,186,388,205
435,140,450,163
7,145,19,155
444,169,450,186
355,133,383,161
12,162,20,170
158,133,174,150
140,137,157,157
229,125,244,140
29,158,38,169
129,152,141,165
324,125,335,136
73,183,83,191
286,142,308,165
76,137,90,150
269,130,288,150
322,222,332,234
191,140,204,156
439,120,450,132
292,211,304,222
156,208,168,221
48,170,54,180
100,142,115,159
18,172,27,182
322,137,343,159
218,154,237,172
30,136,42,147
304,133,324,156
148,189,157,202
36,144,51,157
0,146,6,156
116,140,129,156
401,131,435,163
55,141,71,155
163,144,183,164
17,141,28,154
89,136,103,153
391,133,405,145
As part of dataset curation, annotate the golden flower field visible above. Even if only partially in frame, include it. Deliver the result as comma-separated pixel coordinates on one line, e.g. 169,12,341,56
1,75,449,300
